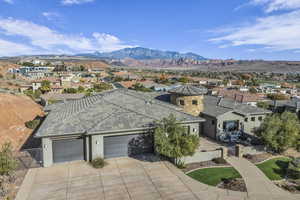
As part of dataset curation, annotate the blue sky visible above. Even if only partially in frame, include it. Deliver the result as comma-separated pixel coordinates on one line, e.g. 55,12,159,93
1,0,300,60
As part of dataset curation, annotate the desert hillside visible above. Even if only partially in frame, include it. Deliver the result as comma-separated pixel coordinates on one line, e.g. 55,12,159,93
0,94,44,150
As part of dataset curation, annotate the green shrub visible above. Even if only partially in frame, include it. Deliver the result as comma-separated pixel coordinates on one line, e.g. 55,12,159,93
176,160,186,169
25,119,40,129
63,88,77,94
90,157,106,168
212,157,227,164
0,143,18,176
287,158,300,179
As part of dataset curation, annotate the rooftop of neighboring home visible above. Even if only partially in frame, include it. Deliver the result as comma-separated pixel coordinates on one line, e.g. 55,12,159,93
217,89,265,103
31,77,60,84
36,89,204,138
270,98,300,109
201,95,272,118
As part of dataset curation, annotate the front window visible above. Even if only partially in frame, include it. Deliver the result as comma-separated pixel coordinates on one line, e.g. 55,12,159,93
180,100,185,105
251,117,255,122
258,116,263,121
223,120,239,132
192,100,198,105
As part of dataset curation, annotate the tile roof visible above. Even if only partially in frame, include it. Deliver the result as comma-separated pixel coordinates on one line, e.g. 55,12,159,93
217,89,265,103
36,89,204,137
169,84,208,95
201,96,272,117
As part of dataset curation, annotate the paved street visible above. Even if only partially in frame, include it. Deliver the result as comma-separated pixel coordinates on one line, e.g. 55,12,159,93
16,157,246,200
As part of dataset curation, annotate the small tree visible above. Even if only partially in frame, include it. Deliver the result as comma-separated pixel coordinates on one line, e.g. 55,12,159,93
77,86,85,93
63,88,77,94
154,114,199,166
0,143,18,175
40,80,51,93
93,83,112,92
256,112,300,153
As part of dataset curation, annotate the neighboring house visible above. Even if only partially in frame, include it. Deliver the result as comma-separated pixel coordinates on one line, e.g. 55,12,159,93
19,66,55,79
36,89,204,167
200,96,272,140
217,89,265,106
31,78,61,91
270,99,300,117
161,85,270,141
259,83,281,94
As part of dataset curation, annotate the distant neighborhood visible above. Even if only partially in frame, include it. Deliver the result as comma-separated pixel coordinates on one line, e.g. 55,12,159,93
1,56,300,199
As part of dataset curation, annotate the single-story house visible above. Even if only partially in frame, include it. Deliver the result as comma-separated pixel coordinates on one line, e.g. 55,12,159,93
36,89,204,167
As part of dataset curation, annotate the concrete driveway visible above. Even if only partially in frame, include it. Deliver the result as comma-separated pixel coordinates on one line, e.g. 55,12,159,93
16,157,247,200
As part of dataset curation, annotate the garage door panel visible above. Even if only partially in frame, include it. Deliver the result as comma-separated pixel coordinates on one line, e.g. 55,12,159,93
53,138,84,163
104,134,153,158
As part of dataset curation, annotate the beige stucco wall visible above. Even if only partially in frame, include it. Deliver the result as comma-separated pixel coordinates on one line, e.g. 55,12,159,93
243,114,266,135
170,94,204,116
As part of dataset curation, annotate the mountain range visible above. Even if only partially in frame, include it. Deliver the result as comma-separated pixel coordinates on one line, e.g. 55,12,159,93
77,47,206,60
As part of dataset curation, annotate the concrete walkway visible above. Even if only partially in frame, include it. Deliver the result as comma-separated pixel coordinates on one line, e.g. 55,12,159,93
226,157,300,200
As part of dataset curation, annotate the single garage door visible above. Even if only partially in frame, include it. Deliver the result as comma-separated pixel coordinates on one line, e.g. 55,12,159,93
52,138,84,163
104,134,153,158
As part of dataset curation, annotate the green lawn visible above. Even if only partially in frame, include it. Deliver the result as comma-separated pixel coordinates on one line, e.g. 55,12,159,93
187,167,241,186
256,157,292,181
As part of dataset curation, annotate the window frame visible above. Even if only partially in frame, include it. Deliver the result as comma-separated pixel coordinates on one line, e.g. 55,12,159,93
192,100,198,105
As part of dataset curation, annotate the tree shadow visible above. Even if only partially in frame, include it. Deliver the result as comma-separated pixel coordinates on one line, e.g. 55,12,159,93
128,133,161,162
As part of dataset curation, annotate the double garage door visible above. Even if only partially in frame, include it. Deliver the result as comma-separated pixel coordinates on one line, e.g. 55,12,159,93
52,133,153,163
104,134,153,158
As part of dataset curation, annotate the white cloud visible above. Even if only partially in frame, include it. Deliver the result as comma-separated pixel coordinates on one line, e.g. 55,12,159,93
42,12,60,21
0,39,35,56
61,0,94,5
251,0,300,12
93,33,133,52
0,18,134,55
210,10,300,51
2,0,13,4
